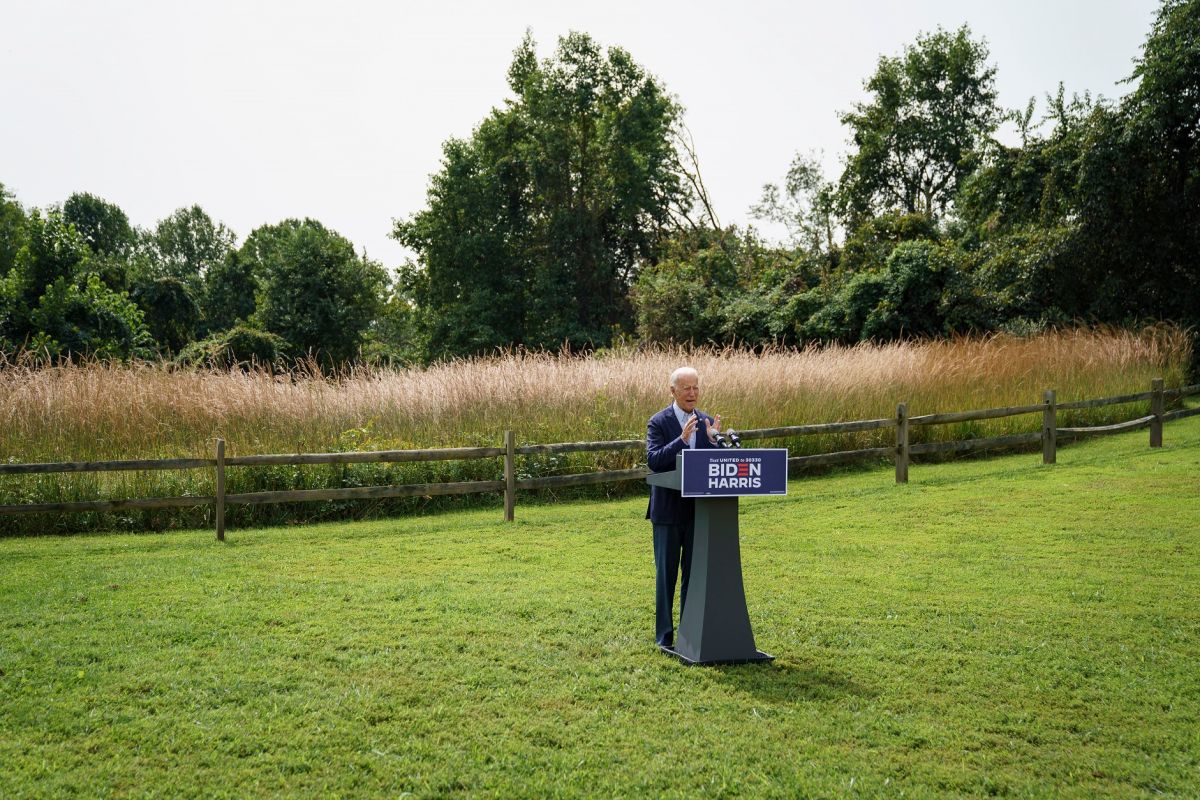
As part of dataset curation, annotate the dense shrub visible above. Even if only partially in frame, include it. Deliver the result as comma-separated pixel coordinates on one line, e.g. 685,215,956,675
860,240,955,340
176,324,289,369
28,274,155,361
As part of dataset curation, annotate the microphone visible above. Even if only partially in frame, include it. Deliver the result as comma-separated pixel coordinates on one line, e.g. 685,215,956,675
712,430,733,448
727,430,743,448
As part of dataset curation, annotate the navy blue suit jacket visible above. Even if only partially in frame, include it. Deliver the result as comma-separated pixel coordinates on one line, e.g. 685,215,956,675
646,405,717,524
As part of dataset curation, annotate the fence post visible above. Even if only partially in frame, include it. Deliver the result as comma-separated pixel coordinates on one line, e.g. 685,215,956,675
1150,378,1164,448
504,430,515,522
1042,390,1057,465
895,402,909,484
215,438,226,542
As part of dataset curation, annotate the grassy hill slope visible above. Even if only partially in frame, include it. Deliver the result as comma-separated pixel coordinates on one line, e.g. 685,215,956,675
1,412,1198,797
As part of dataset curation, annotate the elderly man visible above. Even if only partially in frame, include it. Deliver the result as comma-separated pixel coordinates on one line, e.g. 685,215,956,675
645,366,722,649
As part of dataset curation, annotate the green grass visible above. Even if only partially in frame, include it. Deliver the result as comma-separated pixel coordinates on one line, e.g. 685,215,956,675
1,413,1198,798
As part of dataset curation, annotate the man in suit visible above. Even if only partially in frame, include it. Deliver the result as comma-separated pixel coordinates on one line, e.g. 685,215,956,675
646,366,722,648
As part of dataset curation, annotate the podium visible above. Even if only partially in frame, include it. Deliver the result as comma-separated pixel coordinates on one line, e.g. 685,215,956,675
646,449,784,665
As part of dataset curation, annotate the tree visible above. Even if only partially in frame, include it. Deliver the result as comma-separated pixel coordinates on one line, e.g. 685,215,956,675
0,268,19,353
0,186,30,352
395,31,688,359
955,85,1096,243
510,32,685,349
1069,0,1200,326
839,211,939,274
199,250,257,335
2,207,165,359
246,219,387,366
0,183,28,278
28,273,154,360
392,116,532,360
62,192,136,260
147,205,236,287
964,224,1078,328
131,276,201,354
750,151,838,257
1127,0,1200,173
839,25,1000,222
360,281,419,366
11,208,92,310
62,192,141,292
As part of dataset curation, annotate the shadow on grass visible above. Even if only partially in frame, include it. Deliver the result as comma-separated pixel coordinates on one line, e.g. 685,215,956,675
699,657,875,704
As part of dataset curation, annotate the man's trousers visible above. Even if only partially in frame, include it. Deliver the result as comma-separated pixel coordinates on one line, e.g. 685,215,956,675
652,521,694,646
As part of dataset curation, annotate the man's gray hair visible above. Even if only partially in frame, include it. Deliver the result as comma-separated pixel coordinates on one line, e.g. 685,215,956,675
669,366,699,388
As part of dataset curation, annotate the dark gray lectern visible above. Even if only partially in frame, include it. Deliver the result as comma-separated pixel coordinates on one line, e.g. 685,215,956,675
646,453,774,665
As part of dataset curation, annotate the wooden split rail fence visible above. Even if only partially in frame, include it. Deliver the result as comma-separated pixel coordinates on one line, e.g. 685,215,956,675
2,380,1197,540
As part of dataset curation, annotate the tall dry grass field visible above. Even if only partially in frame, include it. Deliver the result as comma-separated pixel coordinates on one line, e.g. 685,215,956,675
0,326,1192,534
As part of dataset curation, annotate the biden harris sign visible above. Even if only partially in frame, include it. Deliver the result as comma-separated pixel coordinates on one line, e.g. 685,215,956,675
680,448,789,498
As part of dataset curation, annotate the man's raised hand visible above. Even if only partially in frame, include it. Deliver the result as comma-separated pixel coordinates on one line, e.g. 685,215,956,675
680,413,699,444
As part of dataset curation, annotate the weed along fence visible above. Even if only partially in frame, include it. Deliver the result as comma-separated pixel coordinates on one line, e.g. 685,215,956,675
2,380,1198,539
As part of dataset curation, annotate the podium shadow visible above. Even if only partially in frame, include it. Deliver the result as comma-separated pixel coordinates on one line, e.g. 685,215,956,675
701,658,874,704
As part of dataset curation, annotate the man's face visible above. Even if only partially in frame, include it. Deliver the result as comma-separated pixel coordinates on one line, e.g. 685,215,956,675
671,373,700,413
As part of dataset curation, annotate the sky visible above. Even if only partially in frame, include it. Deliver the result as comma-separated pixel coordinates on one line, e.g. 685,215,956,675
1,0,1161,270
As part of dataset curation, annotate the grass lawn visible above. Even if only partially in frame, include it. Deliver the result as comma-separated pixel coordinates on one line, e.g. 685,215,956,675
1,412,1198,798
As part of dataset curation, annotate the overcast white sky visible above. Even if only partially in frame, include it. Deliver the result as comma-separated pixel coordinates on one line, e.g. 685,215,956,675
1,0,1159,270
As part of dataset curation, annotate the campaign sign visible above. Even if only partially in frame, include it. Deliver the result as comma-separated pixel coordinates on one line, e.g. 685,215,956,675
681,448,789,497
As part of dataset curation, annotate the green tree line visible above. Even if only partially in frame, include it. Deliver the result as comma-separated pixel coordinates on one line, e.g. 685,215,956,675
2,0,1196,367
638,1,1198,348
0,194,395,367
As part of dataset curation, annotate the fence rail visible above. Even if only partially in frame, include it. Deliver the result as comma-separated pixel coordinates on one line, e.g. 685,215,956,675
2,380,1197,539
1058,391,1157,410
1058,415,1156,435
1163,405,1200,423
909,403,1046,426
